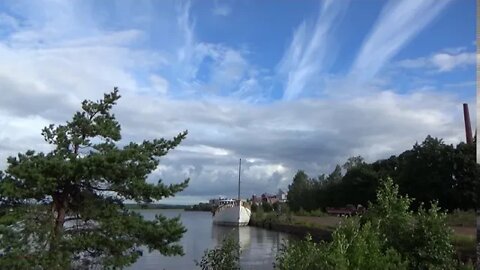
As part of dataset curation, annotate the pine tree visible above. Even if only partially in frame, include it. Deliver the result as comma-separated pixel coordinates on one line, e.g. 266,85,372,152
0,88,189,269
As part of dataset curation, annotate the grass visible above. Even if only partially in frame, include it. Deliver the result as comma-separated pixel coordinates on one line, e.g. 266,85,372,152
452,234,476,250
446,209,476,227
451,233,476,265
252,210,343,231
295,208,328,217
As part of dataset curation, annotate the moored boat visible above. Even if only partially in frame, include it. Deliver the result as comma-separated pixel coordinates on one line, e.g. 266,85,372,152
212,199,251,226
212,159,251,226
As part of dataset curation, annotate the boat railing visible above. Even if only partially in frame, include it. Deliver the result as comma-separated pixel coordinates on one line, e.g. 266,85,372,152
212,200,251,216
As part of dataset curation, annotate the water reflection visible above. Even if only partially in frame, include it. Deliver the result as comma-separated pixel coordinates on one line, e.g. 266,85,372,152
129,210,290,270
211,225,252,250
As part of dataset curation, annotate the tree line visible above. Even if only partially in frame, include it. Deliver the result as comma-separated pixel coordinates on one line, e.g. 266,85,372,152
287,136,479,212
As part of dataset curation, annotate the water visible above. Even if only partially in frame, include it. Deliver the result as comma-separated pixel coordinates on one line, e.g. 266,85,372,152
128,209,290,270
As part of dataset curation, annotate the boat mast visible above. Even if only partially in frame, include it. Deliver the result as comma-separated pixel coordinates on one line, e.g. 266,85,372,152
238,158,241,201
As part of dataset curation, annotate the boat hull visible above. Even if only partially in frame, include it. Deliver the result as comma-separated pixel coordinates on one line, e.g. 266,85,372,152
213,205,251,226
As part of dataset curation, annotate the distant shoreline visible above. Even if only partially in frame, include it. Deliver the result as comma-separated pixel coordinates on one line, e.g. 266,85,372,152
125,203,189,210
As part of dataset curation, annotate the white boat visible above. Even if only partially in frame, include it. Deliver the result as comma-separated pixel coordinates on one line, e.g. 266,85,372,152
212,159,251,226
212,199,251,226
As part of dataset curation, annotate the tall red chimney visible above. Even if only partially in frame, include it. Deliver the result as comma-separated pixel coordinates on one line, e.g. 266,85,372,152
463,103,473,144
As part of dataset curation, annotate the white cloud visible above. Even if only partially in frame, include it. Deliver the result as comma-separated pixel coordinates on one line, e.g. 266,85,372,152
149,74,169,95
0,0,474,204
212,0,232,16
278,0,349,100
351,0,451,81
431,52,476,72
397,51,476,72
57,30,145,47
177,145,231,156
0,114,53,168
170,3,265,100
213,5,231,16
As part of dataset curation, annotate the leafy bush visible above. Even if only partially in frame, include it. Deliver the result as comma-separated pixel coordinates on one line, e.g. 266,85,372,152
276,177,465,270
196,235,240,270
309,209,327,217
364,178,456,269
275,234,323,270
251,203,258,213
272,201,280,212
296,208,308,216
275,220,408,270
262,201,273,212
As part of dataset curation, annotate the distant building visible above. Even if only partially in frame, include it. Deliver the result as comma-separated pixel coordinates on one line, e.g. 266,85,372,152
277,189,287,203
209,196,228,205
262,193,278,204
251,194,262,205
251,190,288,205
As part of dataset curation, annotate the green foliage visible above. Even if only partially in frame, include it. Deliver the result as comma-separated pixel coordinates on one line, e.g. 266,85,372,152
364,178,457,269
451,142,479,209
286,170,311,212
342,155,365,171
395,136,456,210
0,89,189,269
287,135,479,214
196,235,240,270
385,136,479,210
336,165,379,207
261,201,273,212
250,203,258,213
272,201,280,212
275,221,408,270
277,178,463,270
187,203,213,211
275,234,323,270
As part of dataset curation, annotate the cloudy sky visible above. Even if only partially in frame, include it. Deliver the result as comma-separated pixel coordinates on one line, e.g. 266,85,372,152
0,0,476,204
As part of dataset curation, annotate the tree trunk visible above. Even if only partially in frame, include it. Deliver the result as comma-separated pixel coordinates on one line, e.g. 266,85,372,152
50,195,66,252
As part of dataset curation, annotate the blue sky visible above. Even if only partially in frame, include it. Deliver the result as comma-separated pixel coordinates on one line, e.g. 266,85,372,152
0,0,474,101
0,0,476,203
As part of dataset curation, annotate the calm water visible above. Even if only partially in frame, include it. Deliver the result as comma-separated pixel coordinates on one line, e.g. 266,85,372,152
128,209,290,270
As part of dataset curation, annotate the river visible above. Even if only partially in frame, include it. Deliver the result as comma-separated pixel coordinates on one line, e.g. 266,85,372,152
128,209,290,270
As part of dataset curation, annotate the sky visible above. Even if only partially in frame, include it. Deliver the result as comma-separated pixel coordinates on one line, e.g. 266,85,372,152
0,0,476,204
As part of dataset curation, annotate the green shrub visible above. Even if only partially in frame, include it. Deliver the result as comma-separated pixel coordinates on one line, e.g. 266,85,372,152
276,178,463,270
272,201,280,212
364,178,456,269
251,203,258,213
275,234,323,270
275,220,408,270
296,208,308,216
196,235,240,270
254,207,264,221
309,209,327,217
262,201,273,212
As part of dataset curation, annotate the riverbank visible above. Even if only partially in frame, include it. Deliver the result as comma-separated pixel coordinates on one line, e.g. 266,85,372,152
249,212,477,263
249,216,333,242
